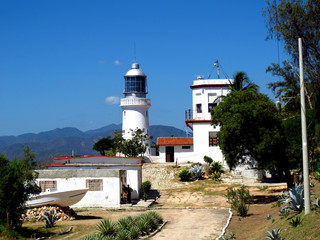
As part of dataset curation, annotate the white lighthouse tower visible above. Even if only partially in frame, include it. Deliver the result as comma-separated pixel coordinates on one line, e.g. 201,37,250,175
120,63,151,154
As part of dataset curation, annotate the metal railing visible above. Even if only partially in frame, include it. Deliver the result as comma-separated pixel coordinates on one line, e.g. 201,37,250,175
120,98,151,106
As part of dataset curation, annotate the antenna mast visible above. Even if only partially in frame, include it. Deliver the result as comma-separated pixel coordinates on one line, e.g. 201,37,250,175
134,42,136,62
214,60,220,79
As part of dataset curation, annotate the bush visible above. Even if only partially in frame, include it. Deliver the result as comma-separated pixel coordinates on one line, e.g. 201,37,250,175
178,169,192,181
210,161,223,172
82,212,163,240
190,165,204,180
191,162,202,167
211,171,221,182
289,215,302,227
226,186,252,217
142,181,152,201
203,155,213,165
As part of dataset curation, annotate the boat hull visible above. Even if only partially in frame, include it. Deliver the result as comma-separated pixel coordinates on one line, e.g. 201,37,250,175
26,189,89,208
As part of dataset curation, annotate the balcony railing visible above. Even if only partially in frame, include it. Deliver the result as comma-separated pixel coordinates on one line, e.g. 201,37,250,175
185,109,212,121
120,98,151,107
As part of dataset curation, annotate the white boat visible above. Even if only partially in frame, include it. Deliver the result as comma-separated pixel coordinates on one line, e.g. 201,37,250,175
26,188,89,208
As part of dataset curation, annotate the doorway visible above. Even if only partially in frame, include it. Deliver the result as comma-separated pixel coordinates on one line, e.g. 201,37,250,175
165,146,174,162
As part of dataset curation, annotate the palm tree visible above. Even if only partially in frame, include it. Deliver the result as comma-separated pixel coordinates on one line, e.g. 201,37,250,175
229,71,258,92
213,72,258,104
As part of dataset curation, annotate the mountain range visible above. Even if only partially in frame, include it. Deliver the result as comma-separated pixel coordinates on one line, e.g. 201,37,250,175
0,124,189,163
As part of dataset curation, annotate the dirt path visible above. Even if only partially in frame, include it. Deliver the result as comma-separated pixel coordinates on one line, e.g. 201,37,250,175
152,208,230,240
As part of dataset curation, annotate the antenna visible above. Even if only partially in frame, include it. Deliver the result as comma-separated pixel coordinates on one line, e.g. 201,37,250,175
214,60,220,79
134,42,137,63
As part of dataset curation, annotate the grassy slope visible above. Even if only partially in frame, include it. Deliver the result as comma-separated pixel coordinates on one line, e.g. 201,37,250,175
227,182,320,240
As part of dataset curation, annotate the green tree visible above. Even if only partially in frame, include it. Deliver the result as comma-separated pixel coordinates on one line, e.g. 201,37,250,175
229,71,258,92
93,136,113,156
0,146,40,229
263,0,320,144
110,130,124,155
121,128,151,157
212,89,292,187
213,71,258,104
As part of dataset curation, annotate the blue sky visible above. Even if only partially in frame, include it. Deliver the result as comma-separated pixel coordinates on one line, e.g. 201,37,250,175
0,0,284,136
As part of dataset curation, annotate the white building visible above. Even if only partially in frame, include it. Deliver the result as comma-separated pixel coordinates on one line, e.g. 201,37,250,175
40,155,143,207
156,137,194,163
120,63,151,154
185,76,233,164
35,169,125,208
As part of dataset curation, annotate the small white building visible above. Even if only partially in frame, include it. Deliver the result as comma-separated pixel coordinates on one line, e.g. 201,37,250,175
39,155,143,207
185,77,233,164
35,169,126,207
156,137,194,163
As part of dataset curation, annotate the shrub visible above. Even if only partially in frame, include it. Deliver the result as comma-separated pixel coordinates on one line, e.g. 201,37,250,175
226,186,252,217
190,165,204,180
211,171,221,182
210,161,223,172
178,169,192,181
289,215,302,227
203,155,213,165
142,181,152,201
82,211,163,240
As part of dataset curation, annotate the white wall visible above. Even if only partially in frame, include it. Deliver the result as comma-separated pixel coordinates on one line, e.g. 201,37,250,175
49,166,141,200
193,123,224,164
36,169,122,207
158,145,194,163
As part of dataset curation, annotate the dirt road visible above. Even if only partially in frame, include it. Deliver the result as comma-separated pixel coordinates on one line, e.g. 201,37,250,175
153,208,230,240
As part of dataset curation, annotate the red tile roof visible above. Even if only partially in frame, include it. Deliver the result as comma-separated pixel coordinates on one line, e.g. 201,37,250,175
157,137,193,146
52,155,143,160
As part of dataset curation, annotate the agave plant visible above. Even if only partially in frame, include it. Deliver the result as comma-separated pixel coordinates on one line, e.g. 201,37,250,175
128,225,140,239
96,218,118,237
42,210,56,228
117,217,132,230
312,198,320,208
80,233,101,240
190,165,204,180
265,228,285,240
279,183,304,212
115,229,130,240
289,216,302,227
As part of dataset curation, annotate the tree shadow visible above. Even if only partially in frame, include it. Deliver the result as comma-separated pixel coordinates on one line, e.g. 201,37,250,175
76,215,102,220
251,195,278,204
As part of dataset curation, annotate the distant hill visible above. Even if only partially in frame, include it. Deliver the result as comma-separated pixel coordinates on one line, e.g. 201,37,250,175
0,124,189,162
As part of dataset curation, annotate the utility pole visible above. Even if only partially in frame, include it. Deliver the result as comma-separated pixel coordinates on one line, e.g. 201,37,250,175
299,38,310,215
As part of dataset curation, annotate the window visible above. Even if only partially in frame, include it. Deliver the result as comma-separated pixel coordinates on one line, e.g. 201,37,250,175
123,111,126,119
40,181,57,192
182,146,191,149
209,132,218,147
208,103,217,112
196,104,202,113
86,179,103,191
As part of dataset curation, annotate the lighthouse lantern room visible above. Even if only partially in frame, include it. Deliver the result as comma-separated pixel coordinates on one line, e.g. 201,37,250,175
120,63,151,154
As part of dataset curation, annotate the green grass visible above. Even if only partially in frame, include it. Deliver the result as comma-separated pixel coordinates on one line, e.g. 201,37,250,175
0,224,69,240
277,211,320,240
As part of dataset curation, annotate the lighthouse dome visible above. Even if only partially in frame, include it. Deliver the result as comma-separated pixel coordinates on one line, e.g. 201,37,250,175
125,63,146,77
124,63,147,96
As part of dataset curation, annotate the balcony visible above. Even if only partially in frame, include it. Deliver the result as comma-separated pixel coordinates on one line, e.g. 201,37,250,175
185,109,212,121
120,98,151,107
